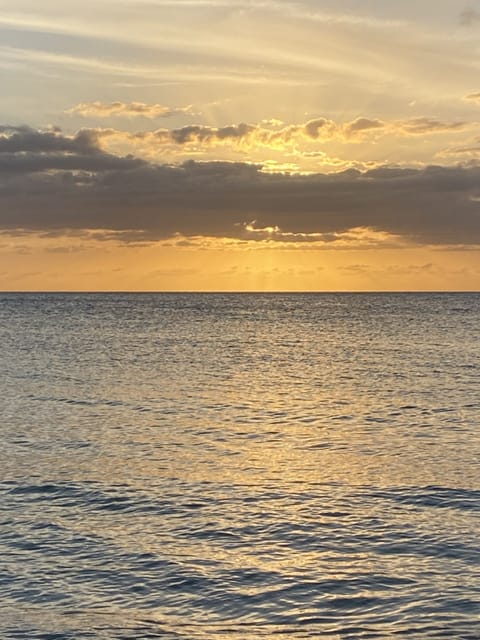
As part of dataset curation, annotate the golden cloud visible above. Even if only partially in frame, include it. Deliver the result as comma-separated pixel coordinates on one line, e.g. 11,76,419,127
97,116,474,157
67,101,196,118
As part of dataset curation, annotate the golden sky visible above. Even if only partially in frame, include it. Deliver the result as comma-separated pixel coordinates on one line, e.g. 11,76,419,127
1,0,480,290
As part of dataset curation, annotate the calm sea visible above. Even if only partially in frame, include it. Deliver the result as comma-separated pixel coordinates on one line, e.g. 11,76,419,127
1,293,479,639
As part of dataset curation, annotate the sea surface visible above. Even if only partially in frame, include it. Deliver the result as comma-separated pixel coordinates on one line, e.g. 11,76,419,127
1,293,479,639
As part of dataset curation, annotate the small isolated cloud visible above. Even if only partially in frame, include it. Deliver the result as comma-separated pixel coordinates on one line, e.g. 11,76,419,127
67,102,196,119
465,92,480,103
344,117,384,137
459,8,480,25
44,245,89,254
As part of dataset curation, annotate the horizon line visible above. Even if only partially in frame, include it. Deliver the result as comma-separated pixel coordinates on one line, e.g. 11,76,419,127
1,290,480,295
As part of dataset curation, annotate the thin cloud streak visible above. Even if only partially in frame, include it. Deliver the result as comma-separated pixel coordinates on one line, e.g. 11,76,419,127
0,46,311,86
68,101,197,119
2,2,479,98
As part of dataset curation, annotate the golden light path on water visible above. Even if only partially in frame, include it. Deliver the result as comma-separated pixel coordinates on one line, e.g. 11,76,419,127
1,293,479,639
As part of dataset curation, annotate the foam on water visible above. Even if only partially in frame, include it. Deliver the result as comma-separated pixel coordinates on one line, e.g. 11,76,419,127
1,293,479,639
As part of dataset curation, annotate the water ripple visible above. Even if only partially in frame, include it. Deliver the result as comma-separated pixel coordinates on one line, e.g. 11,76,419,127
0,293,479,639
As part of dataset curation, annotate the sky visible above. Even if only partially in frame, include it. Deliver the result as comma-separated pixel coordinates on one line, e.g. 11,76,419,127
1,0,480,290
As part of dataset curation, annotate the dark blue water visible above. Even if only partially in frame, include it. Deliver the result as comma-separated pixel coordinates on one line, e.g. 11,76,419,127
1,293,479,638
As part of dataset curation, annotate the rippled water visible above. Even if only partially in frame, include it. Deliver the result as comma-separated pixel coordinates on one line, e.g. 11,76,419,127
1,293,479,639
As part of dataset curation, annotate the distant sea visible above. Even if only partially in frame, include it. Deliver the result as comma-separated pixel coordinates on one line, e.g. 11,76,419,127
1,293,479,639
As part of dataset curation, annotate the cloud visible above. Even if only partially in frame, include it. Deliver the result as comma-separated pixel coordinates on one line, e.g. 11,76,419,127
0,125,146,173
344,117,384,136
0,125,101,154
397,117,470,135
459,8,480,25
465,92,480,103
2,116,467,177
67,101,197,118
112,116,470,155
440,143,480,157
1,125,480,247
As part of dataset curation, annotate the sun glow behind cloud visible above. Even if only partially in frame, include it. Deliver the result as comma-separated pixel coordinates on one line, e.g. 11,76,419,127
0,0,480,289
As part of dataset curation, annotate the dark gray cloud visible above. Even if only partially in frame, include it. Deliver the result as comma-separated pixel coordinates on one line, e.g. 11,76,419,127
1,126,480,246
0,126,145,173
0,126,101,154
0,153,145,174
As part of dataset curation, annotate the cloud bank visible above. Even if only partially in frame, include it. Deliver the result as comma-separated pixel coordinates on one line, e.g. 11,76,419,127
1,125,480,246
105,116,474,155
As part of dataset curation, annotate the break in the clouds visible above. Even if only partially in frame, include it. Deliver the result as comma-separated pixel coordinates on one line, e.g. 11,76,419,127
1,125,480,247
67,102,196,119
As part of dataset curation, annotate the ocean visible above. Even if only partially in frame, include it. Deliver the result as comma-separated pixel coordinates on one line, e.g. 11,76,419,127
1,293,479,639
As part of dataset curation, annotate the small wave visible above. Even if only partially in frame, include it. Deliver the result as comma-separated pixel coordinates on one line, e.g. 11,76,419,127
369,485,480,512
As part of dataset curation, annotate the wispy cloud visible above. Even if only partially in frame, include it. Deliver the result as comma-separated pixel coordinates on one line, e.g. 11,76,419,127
67,101,197,118
0,46,306,86
459,7,480,25
465,92,480,102
397,117,470,134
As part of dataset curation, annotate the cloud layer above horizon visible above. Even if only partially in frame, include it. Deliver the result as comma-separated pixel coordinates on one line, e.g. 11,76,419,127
1,124,480,248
